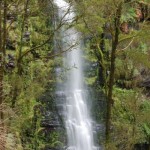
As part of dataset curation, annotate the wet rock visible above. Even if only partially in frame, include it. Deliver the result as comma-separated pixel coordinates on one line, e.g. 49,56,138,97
56,104,65,113
24,31,30,38
55,91,66,97
6,54,15,70
6,39,16,50
41,110,61,130
23,31,30,41
41,118,61,130
141,79,150,88
7,13,17,21
6,62,15,68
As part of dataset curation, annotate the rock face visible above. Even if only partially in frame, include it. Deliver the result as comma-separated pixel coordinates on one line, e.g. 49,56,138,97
41,111,61,130
39,89,65,130
141,79,150,88
6,38,16,50
140,78,150,96
139,69,150,96
36,85,66,150
6,54,15,70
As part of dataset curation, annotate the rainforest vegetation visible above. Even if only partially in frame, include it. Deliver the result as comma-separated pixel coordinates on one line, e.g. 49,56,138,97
0,0,150,149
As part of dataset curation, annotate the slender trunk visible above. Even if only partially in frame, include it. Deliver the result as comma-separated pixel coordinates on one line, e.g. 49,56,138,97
105,3,122,143
0,0,3,120
0,2,5,149
96,42,108,94
3,0,7,59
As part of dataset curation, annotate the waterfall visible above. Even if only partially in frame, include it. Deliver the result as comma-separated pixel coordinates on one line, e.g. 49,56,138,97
54,0,100,150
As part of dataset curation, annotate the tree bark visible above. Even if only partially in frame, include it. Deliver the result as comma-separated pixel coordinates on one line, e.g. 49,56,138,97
0,0,4,120
3,0,7,59
105,3,122,143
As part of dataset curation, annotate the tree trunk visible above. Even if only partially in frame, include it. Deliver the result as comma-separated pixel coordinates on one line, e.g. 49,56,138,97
105,3,122,143
3,0,7,59
0,0,4,120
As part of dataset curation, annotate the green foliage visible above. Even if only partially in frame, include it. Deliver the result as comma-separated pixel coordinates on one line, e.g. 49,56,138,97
143,123,150,137
2,0,150,149
127,47,150,69
2,0,62,149
121,5,137,23
85,76,97,85
112,87,150,149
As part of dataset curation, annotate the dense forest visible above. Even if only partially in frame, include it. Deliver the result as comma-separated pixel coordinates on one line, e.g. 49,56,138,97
0,0,150,149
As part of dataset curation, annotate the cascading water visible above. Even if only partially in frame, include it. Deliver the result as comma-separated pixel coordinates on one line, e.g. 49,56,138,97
54,0,100,150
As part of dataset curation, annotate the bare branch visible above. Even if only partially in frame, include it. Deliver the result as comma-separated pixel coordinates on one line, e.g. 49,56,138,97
117,37,135,53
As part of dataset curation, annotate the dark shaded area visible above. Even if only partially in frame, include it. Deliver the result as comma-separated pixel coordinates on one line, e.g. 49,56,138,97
135,144,150,150
6,38,16,50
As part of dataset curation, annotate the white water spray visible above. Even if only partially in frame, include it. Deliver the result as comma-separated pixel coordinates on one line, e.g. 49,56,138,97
54,1,99,150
